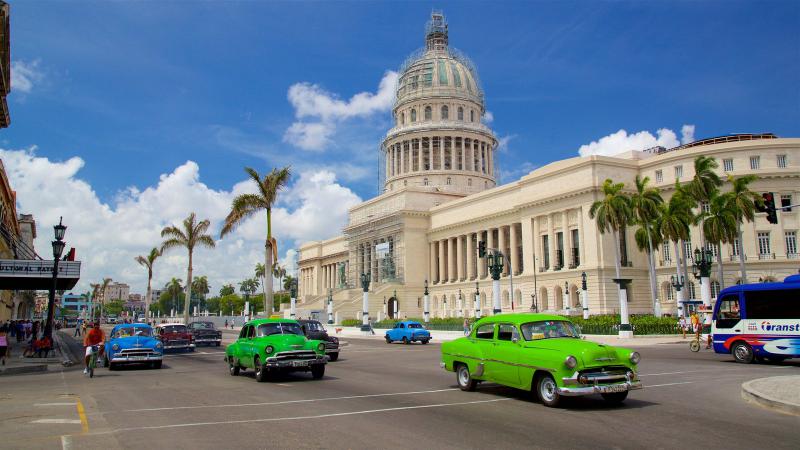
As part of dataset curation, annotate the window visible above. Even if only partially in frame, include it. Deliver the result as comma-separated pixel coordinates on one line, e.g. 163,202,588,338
744,289,800,319
750,156,760,170
674,165,683,179
423,178,429,186
715,295,741,329
785,231,797,256
723,158,734,172
555,232,564,269
400,112,404,125
446,177,451,185
441,105,449,120
731,238,740,257
662,241,671,263
683,239,692,260
777,154,787,168
467,178,472,186
711,281,721,299
458,107,464,121
571,229,580,267
687,282,696,300
701,202,710,214
757,232,771,256
655,170,663,183
497,324,517,341
781,194,792,212
542,235,550,269
424,106,432,121
470,110,475,122
475,323,494,339
411,109,417,122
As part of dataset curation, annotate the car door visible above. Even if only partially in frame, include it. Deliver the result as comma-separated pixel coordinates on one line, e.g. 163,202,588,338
236,325,252,367
492,323,522,387
472,323,496,379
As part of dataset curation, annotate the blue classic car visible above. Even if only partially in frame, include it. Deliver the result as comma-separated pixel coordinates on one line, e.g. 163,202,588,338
385,321,431,344
103,323,163,370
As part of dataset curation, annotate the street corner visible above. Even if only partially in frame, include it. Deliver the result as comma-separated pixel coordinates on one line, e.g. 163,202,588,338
741,375,800,416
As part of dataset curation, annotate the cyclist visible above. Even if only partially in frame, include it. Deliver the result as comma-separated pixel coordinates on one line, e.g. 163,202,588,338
83,321,105,374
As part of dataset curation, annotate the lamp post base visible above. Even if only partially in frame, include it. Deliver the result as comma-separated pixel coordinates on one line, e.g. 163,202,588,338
618,330,634,339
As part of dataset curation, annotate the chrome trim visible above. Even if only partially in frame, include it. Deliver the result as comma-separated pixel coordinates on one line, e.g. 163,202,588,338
473,362,485,377
562,369,637,386
558,380,643,396
441,352,553,373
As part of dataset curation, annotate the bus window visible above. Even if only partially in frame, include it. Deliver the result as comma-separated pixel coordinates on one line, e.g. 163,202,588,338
744,289,800,319
715,295,741,329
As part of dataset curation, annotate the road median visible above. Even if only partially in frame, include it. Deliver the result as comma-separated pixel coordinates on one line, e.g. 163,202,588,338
742,375,800,416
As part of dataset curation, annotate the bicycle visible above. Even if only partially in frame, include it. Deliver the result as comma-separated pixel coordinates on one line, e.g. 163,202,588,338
86,345,100,378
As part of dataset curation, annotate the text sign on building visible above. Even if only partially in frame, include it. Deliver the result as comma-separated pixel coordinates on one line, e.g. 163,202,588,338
0,259,81,278
375,242,390,258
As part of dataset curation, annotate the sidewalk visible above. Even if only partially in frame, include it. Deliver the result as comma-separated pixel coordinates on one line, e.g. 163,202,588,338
742,375,800,416
0,330,78,376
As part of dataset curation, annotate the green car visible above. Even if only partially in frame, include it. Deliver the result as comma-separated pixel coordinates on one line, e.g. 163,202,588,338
225,318,327,382
441,313,642,407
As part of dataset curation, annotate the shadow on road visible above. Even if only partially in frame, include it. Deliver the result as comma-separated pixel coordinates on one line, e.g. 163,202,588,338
447,383,658,410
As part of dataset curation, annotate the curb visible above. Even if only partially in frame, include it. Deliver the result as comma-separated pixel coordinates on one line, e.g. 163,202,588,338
742,377,800,416
54,331,82,365
0,364,48,376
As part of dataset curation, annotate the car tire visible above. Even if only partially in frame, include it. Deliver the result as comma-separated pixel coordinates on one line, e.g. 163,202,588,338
385,336,392,344
153,361,162,369
402,337,409,345
601,391,628,404
456,363,478,391
328,353,339,362
732,341,754,364
422,339,429,345
254,356,267,382
216,342,221,347
311,365,325,379
228,360,240,376
108,362,116,371
536,374,561,407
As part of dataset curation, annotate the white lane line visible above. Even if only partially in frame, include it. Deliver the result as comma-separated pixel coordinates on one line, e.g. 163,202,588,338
107,398,510,434
61,435,73,450
31,419,82,424
125,388,459,412
35,402,77,407
646,381,695,388
276,384,292,387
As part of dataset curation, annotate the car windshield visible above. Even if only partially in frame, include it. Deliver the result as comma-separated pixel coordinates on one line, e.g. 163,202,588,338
113,326,151,338
304,322,325,332
257,322,304,337
520,321,580,340
192,322,214,329
407,323,422,329
162,325,187,334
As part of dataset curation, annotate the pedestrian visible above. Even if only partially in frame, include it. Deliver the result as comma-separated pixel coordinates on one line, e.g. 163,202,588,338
0,324,9,366
74,319,82,337
690,313,700,340
463,318,470,336
678,316,687,339
224,319,228,329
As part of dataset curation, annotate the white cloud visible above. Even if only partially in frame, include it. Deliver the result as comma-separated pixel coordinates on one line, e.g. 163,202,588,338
0,147,360,297
681,124,695,144
283,71,398,151
498,161,538,184
578,125,696,157
11,60,44,94
482,111,494,124
496,134,517,153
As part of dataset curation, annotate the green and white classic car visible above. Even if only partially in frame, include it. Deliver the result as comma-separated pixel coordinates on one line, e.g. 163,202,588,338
441,313,642,407
225,318,327,382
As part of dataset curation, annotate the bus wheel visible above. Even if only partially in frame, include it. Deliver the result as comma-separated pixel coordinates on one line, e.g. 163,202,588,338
732,342,754,364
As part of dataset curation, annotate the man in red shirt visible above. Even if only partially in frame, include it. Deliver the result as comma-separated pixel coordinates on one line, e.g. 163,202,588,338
83,322,105,374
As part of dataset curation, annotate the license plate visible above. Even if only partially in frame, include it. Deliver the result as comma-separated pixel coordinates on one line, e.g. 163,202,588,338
291,361,307,367
600,384,627,393
130,356,146,360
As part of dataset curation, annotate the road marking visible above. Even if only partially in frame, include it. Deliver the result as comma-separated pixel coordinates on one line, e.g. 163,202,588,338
276,383,292,387
35,403,77,407
646,381,695,388
61,435,73,450
31,419,82,424
126,388,460,412
75,398,89,433
106,398,510,434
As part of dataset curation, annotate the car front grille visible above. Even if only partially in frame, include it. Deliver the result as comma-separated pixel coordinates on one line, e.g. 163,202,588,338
325,342,338,349
578,366,631,384
118,348,158,357
273,350,317,361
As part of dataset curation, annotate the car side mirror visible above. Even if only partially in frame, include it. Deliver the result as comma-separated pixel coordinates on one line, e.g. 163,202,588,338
511,336,519,344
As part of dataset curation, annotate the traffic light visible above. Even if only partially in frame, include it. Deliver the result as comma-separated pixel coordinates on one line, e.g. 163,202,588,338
478,241,486,258
762,192,778,225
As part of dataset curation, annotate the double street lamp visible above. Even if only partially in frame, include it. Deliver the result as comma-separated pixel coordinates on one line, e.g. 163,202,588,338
44,217,67,339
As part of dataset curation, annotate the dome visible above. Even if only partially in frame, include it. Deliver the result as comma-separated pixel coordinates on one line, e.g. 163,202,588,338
395,13,484,106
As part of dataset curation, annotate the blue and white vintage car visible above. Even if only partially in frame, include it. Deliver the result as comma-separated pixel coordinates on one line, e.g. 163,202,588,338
385,321,431,345
103,323,163,370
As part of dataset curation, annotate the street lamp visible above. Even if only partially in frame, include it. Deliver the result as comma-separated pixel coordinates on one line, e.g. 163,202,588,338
44,217,67,339
360,272,370,331
423,279,430,323
474,281,481,318
327,288,333,324
671,274,686,317
692,247,714,314
564,281,570,315
458,289,463,317
487,252,503,314
530,292,537,313
393,289,398,319
581,272,589,319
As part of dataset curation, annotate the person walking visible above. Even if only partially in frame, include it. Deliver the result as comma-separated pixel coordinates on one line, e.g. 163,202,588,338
678,316,687,339
224,319,228,329
463,318,470,336
0,324,9,366
74,319,82,337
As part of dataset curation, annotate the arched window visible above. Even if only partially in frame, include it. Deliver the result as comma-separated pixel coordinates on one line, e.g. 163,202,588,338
411,109,417,122
423,178,429,186
403,180,407,186
470,110,475,122
441,105,449,120
424,106,432,121
458,107,464,121
467,178,472,186
446,177,451,185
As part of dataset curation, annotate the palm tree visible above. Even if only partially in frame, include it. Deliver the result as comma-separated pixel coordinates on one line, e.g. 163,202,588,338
219,284,235,297
160,212,216,324
726,174,762,283
220,166,291,314
89,283,100,318
165,278,183,316
686,155,723,266
283,274,296,292
192,275,210,312
658,187,693,313
97,277,112,318
702,192,737,290
135,247,161,320
589,179,633,327
629,175,664,316
255,263,268,311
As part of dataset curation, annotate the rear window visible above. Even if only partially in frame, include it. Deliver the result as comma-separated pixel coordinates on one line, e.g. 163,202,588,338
744,289,800,319
407,323,422,329
162,325,187,334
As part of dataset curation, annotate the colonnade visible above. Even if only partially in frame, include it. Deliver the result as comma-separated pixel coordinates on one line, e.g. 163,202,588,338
354,236,397,283
385,136,493,179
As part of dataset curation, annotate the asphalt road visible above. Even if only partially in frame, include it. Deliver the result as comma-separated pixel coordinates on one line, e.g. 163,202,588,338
2,332,798,450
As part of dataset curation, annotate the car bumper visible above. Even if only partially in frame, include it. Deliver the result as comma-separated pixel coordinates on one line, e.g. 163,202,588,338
110,354,162,363
163,342,195,349
559,370,643,396
194,338,221,344
264,356,327,369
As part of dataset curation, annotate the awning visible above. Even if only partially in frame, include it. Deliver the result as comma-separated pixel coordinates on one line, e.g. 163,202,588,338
0,259,81,290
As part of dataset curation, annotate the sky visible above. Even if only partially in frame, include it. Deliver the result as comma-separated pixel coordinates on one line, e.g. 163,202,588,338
1,0,798,297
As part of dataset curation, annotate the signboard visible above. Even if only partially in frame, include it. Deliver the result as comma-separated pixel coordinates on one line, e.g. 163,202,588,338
0,259,81,290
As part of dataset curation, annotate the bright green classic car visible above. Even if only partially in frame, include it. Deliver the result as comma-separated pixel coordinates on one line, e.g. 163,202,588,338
224,318,327,382
441,313,642,407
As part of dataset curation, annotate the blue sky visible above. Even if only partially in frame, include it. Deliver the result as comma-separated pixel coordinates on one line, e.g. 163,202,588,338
1,0,798,294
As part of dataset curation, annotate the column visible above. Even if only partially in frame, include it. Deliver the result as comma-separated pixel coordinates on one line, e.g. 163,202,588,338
466,233,475,280
457,235,464,281
510,223,519,276
562,211,569,267
461,138,466,172
438,240,447,284
447,237,455,282
521,218,533,275
578,206,586,269
417,140,423,172
385,148,390,178
548,214,556,271
498,225,508,276
439,136,445,171
430,241,437,283
486,228,495,278
400,142,405,175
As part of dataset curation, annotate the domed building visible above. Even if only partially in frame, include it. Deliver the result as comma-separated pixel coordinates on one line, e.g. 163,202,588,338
296,12,800,324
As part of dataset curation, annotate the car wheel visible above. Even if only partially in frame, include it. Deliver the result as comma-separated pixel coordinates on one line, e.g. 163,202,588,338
402,337,409,345
216,342,221,347
422,339,430,345
311,365,325,379
108,362,116,371
254,356,267,382
228,360,240,376
153,361,162,369
601,391,629,404
456,363,477,391
385,336,392,344
732,341,754,364
328,353,339,362
536,374,561,407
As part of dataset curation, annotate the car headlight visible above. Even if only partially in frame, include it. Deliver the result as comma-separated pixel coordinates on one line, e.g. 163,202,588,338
112,344,120,351
265,346,274,355
330,337,338,344
155,342,163,349
630,351,641,365
565,355,578,369
318,343,326,352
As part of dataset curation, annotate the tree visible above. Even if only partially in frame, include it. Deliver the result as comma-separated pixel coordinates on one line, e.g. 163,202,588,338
164,278,183,315
220,166,291,315
105,300,124,317
192,275,210,311
686,155,723,260
629,175,664,315
589,179,633,327
726,174,761,284
219,284,235,297
283,274,296,292
702,192,737,289
273,265,287,292
658,185,693,311
97,277,112,317
135,247,161,319
160,212,216,324
255,263,268,310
